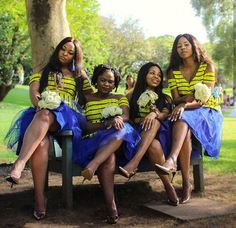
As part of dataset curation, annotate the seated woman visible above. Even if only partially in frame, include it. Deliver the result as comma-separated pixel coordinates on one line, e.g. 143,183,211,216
4,37,93,219
119,62,179,206
155,33,223,204
73,64,140,224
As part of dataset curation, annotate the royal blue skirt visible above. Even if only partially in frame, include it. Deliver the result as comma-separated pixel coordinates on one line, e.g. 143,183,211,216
116,120,172,169
72,122,141,168
5,102,85,155
180,107,223,159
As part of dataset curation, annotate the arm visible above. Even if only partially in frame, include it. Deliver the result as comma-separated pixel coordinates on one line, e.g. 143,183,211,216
29,81,40,107
74,39,83,77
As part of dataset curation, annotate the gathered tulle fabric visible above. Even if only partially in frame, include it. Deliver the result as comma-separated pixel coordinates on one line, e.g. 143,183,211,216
4,102,86,155
72,122,141,168
117,120,172,170
180,107,223,159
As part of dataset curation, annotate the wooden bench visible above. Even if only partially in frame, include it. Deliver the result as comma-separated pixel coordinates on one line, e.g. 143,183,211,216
47,130,204,209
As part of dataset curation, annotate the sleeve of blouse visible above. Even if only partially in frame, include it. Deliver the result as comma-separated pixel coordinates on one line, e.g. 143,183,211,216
29,73,41,85
203,72,215,84
82,78,93,91
168,78,177,90
118,96,129,107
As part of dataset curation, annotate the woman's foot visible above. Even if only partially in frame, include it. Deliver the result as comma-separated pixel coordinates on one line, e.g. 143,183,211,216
180,183,192,204
118,166,137,180
5,162,25,186
81,168,94,183
155,156,177,175
33,197,47,220
106,214,119,224
165,184,179,206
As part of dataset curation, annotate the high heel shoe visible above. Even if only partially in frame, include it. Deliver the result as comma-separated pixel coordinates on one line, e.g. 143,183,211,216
155,157,177,176
165,184,179,206
118,166,137,180
5,175,20,188
180,183,192,204
33,197,47,220
81,168,94,183
106,214,119,224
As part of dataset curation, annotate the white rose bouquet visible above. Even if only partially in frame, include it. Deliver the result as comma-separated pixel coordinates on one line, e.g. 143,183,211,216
38,90,61,110
137,90,158,108
193,83,211,104
101,106,123,120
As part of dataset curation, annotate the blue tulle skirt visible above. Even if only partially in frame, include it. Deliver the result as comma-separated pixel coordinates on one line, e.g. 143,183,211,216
180,107,223,159
5,102,85,155
72,122,141,168
117,120,172,169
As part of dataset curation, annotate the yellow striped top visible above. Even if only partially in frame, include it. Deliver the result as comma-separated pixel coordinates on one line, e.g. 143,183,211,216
168,63,221,110
30,73,92,109
84,96,129,124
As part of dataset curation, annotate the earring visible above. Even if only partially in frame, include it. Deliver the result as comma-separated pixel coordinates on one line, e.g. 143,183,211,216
71,59,76,72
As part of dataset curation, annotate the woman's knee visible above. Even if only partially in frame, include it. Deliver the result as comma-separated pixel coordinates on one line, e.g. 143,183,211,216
34,109,54,124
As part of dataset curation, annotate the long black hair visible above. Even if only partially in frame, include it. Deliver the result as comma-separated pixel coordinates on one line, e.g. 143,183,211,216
130,62,172,119
166,33,212,75
38,37,84,102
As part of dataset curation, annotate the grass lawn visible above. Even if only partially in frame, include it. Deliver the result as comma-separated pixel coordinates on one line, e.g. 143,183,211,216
0,85,235,174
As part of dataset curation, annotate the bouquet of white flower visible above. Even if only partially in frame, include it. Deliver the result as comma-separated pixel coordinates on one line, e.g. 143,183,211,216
137,90,158,108
38,90,61,110
193,83,211,104
101,106,123,120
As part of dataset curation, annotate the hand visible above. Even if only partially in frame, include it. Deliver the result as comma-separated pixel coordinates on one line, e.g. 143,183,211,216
112,116,124,130
141,112,157,131
169,104,185,122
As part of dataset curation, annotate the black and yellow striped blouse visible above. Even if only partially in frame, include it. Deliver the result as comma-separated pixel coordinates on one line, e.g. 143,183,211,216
84,96,129,124
168,63,220,110
30,73,92,109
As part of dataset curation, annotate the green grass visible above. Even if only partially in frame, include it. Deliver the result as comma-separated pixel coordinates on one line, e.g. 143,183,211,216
0,85,236,174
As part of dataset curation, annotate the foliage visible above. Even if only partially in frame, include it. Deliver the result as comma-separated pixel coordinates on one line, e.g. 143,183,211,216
67,0,109,75
190,0,234,82
100,17,146,77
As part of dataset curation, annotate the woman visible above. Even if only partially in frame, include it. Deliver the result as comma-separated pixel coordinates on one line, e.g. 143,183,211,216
73,64,140,224
5,37,93,219
155,33,223,204
124,74,135,95
119,62,179,206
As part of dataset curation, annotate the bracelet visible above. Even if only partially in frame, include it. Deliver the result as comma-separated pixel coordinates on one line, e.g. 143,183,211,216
150,107,160,119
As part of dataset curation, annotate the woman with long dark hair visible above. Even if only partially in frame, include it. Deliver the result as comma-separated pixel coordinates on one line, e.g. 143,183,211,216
155,34,223,204
119,62,179,206
5,37,93,219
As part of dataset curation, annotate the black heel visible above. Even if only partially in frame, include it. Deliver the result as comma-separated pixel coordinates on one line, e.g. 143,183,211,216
106,214,119,224
170,172,176,183
5,175,19,187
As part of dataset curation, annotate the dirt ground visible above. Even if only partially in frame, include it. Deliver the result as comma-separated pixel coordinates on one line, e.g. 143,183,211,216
0,163,236,228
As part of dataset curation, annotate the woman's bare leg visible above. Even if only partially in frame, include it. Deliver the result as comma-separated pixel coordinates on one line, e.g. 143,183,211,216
121,120,159,174
148,140,179,205
158,120,190,170
30,134,50,213
178,129,192,203
10,110,58,179
84,138,123,175
97,154,118,219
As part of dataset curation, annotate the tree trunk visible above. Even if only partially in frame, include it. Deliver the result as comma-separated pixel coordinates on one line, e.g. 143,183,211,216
25,0,71,68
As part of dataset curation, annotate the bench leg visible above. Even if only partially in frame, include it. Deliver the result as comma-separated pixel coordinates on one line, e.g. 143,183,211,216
61,135,73,209
193,160,204,193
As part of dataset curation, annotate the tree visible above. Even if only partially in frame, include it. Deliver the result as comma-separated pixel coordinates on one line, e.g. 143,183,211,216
190,0,235,86
0,1,29,101
100,17,146,77
25,0,71,68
